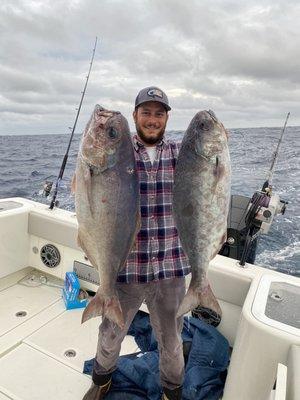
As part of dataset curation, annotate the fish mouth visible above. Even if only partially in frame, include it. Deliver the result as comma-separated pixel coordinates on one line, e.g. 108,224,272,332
80,106,123,170
206,110,219,123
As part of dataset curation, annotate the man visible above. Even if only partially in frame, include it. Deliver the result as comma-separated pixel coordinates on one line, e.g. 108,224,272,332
83,86,191,400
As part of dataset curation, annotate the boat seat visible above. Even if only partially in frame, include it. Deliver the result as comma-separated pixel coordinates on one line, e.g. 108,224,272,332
28,211,80,250
286,344,300,400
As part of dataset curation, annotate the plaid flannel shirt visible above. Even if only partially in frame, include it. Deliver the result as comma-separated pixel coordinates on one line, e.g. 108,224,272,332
117,134,190,283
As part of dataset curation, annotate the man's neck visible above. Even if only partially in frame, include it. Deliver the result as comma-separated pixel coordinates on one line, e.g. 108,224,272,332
135,134,163,147
138,138,156,147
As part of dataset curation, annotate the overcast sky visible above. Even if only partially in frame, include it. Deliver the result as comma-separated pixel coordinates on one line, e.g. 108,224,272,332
1,0,300,135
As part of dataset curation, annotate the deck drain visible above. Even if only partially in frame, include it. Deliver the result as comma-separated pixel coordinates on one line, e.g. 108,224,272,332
15,311,27,317
269,291,283,302
64,349,77,358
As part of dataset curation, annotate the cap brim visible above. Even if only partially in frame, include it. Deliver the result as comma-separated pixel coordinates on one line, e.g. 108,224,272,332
135,99,171,111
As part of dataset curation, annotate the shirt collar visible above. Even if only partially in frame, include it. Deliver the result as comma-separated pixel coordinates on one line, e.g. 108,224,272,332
132,134,166,151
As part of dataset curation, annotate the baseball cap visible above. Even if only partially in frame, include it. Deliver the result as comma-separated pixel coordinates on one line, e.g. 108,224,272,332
135,86,171,111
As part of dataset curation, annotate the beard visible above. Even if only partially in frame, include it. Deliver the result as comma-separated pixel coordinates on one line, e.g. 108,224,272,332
136,124,166,145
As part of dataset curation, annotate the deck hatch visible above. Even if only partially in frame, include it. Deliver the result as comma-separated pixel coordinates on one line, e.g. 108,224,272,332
266,282,300,329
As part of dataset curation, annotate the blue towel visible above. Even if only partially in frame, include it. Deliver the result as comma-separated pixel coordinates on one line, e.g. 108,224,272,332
84,311,229,400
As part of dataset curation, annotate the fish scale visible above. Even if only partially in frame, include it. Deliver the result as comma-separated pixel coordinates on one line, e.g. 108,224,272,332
74,105,140,328
173,110,231,318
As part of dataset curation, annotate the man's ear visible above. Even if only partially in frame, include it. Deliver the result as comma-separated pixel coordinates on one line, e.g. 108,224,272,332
133,110,137,124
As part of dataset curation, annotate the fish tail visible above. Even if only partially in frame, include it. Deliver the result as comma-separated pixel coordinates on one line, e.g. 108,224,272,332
176,287,200,318
81,293,124,329
176,284,222,319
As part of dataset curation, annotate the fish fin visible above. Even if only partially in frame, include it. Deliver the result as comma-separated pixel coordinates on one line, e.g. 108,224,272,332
103,295,124,328
83,165,93,216
71,173,76,194
210,156,225,203
81,295,104,323
176,284,222,319
214,156,225,180
176,287,200,318
81,293,124,329
213,156,225,180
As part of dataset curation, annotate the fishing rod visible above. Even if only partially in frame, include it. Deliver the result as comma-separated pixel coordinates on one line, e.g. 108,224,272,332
238,112,290,266
48,37,98,210
220,113,290,267
262,112,290,193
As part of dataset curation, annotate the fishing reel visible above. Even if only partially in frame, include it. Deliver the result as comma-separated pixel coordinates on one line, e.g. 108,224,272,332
248,189,288,235
42,180,53,197
40,178,59,208
219,190,288,266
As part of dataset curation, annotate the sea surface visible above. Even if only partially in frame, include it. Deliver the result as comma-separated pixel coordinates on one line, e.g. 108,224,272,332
0,127,299,276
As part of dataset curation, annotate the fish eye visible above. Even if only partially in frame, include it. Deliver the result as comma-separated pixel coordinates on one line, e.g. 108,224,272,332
107,127,119,139
199,121,211,131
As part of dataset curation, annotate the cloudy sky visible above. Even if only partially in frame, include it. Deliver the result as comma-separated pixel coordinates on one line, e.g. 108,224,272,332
1,0,300,135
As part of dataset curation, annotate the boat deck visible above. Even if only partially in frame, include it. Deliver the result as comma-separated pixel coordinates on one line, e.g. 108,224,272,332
0,268,139,400
0,268,281,400
1,198,299,400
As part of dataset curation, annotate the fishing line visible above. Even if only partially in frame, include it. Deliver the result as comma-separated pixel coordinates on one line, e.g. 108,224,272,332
262,112,290,192
49,37,98,209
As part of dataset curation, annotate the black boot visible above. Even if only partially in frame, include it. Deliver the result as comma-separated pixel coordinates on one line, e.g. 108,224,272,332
162,386,182,400
82,371,112,400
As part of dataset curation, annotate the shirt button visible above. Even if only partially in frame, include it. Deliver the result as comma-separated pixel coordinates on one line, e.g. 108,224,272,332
151,256,156,261
150,215,154,219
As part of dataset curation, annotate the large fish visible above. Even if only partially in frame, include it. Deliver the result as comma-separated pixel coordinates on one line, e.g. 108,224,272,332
73,105,140,328
173,110,231,318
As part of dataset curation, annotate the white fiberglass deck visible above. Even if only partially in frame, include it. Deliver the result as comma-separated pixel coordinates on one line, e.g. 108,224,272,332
0,269,139,400
1,198,299,400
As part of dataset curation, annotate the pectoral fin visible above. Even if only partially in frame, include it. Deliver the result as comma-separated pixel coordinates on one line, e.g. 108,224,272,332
81,164,93,217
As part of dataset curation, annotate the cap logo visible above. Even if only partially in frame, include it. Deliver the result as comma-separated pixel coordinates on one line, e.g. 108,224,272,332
147,88,163,98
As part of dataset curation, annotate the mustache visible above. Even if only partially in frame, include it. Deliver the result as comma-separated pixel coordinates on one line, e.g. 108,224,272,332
145,124,160,129
136,127,165,145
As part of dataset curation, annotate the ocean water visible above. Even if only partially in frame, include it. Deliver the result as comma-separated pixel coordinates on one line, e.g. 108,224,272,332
0,127,299,276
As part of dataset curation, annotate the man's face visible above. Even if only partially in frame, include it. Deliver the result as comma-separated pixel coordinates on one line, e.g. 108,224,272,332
133,101,169,146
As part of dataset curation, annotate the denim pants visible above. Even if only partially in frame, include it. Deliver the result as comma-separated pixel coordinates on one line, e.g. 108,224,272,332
94,277,186,390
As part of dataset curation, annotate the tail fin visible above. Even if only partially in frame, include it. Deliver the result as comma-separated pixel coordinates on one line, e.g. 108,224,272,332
176,284,222,319
176,287,200,318
81,293,124,329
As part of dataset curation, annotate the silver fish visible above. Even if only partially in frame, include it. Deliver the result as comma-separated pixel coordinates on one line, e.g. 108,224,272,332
73,105,140,328
173,110,231,318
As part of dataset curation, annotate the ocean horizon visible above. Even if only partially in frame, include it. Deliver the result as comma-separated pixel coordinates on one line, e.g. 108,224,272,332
1,126,299,276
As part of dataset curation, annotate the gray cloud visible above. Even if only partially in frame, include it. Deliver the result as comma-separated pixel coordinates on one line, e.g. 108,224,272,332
0,0,299,135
